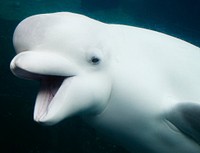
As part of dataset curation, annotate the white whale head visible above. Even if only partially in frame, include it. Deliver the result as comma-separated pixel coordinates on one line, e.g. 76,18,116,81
10,12,112,125
10,12,200,153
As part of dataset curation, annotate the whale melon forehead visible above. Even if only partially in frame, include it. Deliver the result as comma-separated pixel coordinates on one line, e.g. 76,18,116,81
13,12,101,53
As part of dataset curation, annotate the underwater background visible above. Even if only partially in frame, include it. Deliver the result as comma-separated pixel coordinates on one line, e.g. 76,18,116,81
0,0,200,153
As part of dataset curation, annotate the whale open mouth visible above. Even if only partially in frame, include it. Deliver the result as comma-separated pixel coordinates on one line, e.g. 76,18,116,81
34,76,65,121
10,51,78,124
34,75,74,122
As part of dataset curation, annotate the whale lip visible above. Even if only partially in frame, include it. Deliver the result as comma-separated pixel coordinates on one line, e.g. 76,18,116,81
10,62,45,80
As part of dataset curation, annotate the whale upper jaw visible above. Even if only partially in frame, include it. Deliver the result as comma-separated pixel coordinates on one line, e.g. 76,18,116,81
10,51,79,79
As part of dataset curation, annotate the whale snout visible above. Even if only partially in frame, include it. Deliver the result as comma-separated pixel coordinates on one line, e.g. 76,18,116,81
10,51,78,80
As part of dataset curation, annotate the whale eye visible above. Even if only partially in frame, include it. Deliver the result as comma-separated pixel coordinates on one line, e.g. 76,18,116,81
90,56,100,65
86,48,103,65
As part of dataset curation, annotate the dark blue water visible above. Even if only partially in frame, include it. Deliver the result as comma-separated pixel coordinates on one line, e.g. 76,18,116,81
0,0,200,153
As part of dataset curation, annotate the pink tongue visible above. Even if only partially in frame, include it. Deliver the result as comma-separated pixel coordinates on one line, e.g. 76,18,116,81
36,76,64,120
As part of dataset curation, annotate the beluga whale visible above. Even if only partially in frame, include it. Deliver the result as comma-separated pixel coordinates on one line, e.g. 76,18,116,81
10,12,200,153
